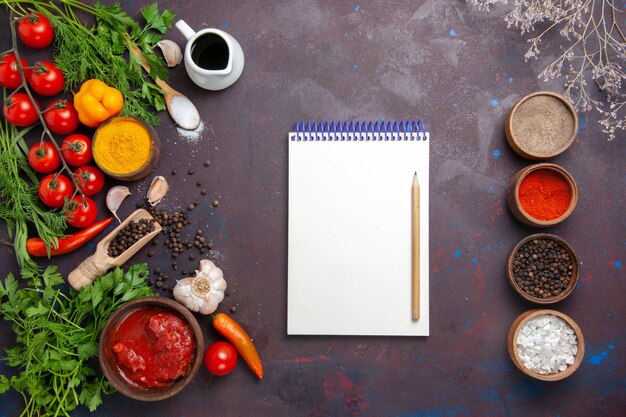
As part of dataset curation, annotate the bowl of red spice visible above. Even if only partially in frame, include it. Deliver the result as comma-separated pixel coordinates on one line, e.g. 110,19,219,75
505,91,578,160
507,233,579,304
508,163,578,227
99,297,204,401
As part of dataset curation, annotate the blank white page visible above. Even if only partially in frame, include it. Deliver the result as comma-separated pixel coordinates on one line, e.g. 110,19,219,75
288,133,429,336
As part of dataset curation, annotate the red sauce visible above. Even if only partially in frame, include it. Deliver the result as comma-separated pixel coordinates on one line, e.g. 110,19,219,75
109,306,195,389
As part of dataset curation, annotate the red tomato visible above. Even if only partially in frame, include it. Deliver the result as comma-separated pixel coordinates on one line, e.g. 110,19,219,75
204,341,238,376
3,93,39,127
73,166,105,196
28,141,61,174
61,134,92,166
43,100,79,135
17,12,54,49
0,53,31,89
38,173,74,208
64,195,97,228
28,61,64,96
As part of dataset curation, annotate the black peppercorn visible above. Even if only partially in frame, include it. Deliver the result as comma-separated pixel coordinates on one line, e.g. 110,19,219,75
512,238,573,299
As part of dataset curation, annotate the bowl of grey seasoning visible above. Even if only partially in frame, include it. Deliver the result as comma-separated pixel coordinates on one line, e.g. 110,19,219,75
505,91,578,160
508,309,585,381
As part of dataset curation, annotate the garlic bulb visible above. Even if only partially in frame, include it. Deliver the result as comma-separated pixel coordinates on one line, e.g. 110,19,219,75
106,186,131,223
147,176,168,206
174,259,227,315
156,40,182,67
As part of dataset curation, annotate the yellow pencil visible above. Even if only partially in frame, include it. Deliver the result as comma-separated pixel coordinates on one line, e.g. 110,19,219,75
412,172,420,320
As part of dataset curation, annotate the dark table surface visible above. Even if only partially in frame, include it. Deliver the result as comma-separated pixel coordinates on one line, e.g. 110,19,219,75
1,1,624,416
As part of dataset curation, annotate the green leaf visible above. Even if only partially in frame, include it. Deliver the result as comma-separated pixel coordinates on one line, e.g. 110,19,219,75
67,377,81,389
0,375,10,393
161,9,175,29
26,302,49,317
91,280,103,308
128,51,142,75
141,3,159,25
79,380,104,412
94,1,137,32
42,265,64,288
141,31,162,49
77,341,98,360
0,273,18,301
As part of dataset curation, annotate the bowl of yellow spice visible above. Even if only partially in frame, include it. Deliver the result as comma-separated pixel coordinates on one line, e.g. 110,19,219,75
93,116,160,181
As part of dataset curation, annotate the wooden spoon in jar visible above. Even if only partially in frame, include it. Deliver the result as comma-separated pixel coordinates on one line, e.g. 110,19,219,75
128,39,201,130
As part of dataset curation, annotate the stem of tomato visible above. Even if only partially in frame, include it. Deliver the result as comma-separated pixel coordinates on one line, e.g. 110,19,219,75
8,10,84,197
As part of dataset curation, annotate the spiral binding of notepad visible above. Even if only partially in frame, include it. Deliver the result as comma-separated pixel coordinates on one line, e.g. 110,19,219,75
290,120,428,141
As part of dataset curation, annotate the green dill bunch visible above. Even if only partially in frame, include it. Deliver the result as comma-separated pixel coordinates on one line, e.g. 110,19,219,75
28,1,176,127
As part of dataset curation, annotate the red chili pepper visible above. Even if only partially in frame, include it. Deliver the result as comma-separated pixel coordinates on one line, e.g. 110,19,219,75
26,217,113,257
211,312,263,379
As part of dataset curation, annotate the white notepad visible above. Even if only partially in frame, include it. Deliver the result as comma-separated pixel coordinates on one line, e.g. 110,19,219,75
287,121,429,336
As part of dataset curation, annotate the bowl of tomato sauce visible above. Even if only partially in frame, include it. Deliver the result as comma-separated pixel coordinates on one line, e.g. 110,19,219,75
99,297,204,401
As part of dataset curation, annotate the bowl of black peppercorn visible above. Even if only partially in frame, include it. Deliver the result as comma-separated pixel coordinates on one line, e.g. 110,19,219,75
507,233,579,304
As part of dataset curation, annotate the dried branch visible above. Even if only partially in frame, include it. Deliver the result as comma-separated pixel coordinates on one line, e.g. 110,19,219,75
467,0,625,140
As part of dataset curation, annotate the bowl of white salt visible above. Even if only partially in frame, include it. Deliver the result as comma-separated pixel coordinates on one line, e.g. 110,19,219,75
505,91,578,160
507,309,585,381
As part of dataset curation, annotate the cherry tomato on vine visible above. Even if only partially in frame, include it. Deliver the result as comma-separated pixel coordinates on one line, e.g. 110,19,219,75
28,61,64,96
28,141,61,174
64,195,97,228
3,93,39,127
17,12,54,49
38,173,74,208
204,341,238,376
73,165,105,196
0,53,31,89
43,100,79,135
61,134,92,166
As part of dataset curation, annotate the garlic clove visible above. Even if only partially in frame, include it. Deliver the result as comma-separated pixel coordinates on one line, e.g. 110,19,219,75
106,186,131,223
147,176,168,206
156,40,182,67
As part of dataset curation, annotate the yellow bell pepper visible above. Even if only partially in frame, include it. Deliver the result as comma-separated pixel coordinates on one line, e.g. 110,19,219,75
73,79,123,128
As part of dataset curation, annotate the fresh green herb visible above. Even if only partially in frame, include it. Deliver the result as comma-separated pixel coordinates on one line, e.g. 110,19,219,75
0,117,66,275
0,263,153,416
2,1,175,126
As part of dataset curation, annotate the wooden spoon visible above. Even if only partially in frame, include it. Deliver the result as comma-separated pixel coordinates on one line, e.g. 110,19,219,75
128,40,201,130
68,209,162,290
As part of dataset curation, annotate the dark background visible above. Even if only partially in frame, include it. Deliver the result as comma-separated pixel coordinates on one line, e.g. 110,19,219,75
1,1,624,416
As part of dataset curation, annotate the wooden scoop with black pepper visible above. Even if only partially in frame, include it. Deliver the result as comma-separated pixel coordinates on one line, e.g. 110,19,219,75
68,209,162,290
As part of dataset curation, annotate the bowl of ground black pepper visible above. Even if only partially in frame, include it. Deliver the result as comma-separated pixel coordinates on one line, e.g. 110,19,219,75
507,234,579,304
508,163,578,227
505,91,578,160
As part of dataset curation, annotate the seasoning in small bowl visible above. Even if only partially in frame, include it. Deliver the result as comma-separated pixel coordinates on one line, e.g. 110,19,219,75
507,233,579,304
508,309,585,381
93,116,161,181
505,91,577,160
508,163,578,227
